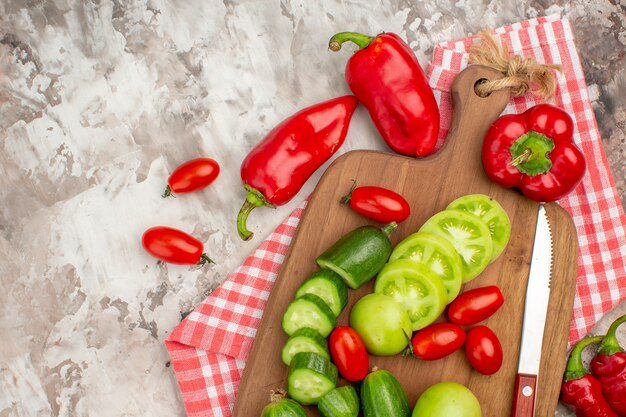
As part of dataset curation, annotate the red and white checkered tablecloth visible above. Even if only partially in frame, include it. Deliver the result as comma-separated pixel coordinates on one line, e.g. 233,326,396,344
165,15,626,417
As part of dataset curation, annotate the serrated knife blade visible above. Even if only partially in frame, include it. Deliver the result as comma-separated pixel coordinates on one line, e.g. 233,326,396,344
510,204,553,417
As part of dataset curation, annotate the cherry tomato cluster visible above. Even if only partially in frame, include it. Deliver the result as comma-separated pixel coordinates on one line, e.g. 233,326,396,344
142,158,221,265
408,285,505,376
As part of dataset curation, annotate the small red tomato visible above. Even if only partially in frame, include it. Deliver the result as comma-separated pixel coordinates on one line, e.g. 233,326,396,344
411,323,466,361
163,157,220,197
142,226,213,265
447,285,504,325
465,326,503,375
340,182,410,223
329,326,369,381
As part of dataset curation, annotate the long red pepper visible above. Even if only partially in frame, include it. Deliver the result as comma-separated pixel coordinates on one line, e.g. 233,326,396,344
237,95,358,241
591,315,626,416
328,32,440,157
560,336,618,417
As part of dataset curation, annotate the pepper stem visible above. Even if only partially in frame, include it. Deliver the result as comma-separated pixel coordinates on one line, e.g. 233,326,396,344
597,314,626,356
197,254,214,266
563,336,604,381
340,180,358,204
162,185,173,198
510,148,533,167
328,32,375,52
237,184,274,241
381,222,398,236
509,131,555,176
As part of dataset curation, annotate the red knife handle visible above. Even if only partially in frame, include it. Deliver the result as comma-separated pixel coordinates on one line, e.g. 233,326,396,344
510,373,537,417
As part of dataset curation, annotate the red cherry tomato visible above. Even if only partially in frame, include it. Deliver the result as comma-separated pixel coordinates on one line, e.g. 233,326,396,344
411,323,466,361
465,326,503,375
142,226,212,265
329,326,369,381
164,157,220,197
447,285,504,325
341,182,410,223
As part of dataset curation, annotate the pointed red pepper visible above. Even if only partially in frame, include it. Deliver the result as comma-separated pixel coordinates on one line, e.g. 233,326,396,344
237,95,358,241
560,336,618,417
591,315,626,416
482,103,586,202
328,32,440,157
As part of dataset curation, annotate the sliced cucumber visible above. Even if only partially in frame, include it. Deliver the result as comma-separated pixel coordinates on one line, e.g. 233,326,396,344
318,385,359,417
281,327,330,366
295,270,348,317
288,352,338,405
361,369,410,417
282,294,336,337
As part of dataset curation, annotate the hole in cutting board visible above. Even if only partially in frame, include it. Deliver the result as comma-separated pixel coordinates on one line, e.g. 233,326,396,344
474,78,492,97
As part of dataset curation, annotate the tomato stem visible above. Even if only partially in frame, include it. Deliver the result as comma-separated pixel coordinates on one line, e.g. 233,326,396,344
162,185,174,198
401,328,414,357
237,184,274,241
339,180,358,205
197,254,214,266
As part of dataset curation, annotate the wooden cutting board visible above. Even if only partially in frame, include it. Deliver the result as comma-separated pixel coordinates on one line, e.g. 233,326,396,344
233,65,578,417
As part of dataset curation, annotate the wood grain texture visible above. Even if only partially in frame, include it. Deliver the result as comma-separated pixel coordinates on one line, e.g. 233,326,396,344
233,65,578,417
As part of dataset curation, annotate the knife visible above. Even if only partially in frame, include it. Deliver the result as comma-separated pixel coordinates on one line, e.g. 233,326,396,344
511,204,553,417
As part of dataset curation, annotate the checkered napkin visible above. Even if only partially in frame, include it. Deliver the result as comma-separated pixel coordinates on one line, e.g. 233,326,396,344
165,16,626,417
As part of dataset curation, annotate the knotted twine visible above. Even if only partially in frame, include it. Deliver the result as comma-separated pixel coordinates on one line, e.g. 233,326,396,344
469,29,562,98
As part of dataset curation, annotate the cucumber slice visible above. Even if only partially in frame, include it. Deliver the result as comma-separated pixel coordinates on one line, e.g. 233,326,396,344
316,223,396,289
282,294,336,337
295,270,348,317
446,194,511,262
389,231,463,303
419,209,493,282
281,327,330,366
318,385,359,417
288,352,338,405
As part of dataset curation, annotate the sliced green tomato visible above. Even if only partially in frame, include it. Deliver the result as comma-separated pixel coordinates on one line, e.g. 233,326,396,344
295,270,348,317
389,232,463,303
419,209,493,282
288,352,338,405
374,259,448,331
447,194,511,261
282,294,336,337
281,327,330,366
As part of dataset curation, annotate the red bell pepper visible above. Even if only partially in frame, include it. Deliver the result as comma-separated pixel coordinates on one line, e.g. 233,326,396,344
329,32,440,157
560,336,618,417
482,103,586,202
237,95,358,241
590,314,626,416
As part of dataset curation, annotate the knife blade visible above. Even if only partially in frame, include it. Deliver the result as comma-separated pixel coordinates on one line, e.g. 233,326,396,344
510,204,553,417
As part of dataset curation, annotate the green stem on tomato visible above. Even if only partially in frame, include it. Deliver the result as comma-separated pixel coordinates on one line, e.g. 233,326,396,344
162,185,173,198
237,184,274,241
564,336,604,381
339,180,358,205
197,254,214,266
328,32,375,52
597,314,626,356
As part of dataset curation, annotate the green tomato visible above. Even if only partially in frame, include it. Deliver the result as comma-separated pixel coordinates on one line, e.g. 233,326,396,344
349,293,412,356
412,382,482,417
